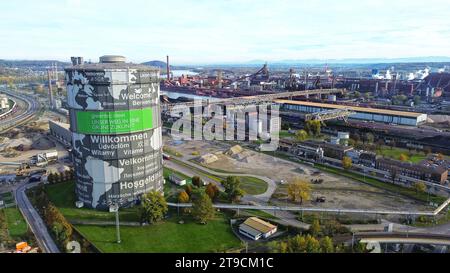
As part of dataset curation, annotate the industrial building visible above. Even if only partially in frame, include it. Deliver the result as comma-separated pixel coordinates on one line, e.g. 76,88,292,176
275,100,427,126
238,217,277,241
66,55,163,210
376,158,448,184
48,120,71,147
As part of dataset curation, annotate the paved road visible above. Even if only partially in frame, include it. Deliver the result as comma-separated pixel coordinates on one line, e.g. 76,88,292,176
170,157,277,202
0,88,40,133
164,160,223,190
167,201,445,216
356,232,450,246
14,182,60,253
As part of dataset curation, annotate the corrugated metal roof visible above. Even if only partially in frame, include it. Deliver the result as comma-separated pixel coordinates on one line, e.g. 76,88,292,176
241,217,276,234
275,99,425,118
239,224,262,237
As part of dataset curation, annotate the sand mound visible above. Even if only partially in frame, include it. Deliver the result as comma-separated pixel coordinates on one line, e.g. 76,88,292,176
199,153,219,164
226,145,243,156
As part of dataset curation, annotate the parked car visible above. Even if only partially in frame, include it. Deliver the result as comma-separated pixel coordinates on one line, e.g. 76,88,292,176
28,175,42,183
316,196,326,203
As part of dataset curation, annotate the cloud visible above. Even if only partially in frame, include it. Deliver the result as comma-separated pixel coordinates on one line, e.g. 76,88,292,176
0,0,449,63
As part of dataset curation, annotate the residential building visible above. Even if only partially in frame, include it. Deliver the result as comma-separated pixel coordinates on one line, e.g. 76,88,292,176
376,158,448,184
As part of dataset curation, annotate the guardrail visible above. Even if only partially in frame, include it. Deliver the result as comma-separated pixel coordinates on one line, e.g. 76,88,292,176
167,196,450,216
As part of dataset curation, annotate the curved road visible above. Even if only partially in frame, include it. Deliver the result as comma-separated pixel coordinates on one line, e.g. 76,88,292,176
0,88,40,133
356,232,450,246
169,157,277,202
14,182,60,253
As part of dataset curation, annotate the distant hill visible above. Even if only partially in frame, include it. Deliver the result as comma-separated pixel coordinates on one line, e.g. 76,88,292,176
141,60,168,69
0,59,70,72
141,60,190,71
267,56,450,65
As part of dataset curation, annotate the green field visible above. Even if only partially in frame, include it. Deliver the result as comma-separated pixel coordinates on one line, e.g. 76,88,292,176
3,208,28,239
45,181,140,222
241,209,278,220
239,177,269,195
175,158,268,195
377,147,427,163
279,130,295,138
75,214,241,253
1,191,14,205
45,181,242,253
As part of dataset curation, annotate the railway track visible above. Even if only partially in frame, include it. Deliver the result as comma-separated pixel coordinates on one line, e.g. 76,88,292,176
0,88,40,133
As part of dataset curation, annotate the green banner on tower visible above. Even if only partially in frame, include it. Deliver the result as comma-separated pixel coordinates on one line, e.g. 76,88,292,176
76,108,153,134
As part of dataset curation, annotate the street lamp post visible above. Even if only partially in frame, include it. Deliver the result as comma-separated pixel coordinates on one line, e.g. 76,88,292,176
115,208,121,244
351,232,355,250
109,202,121,244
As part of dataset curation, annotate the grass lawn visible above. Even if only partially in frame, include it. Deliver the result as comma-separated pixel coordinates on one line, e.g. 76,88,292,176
314,163,445,204
377,147,427,163
163,167,192,182
1,191,15,205
3,208,28,239
241,209,278,220
44,181,242,253
45,181,140,222
75,214,241,253
279,130,295,138
240,177,268,195
180,159,269,195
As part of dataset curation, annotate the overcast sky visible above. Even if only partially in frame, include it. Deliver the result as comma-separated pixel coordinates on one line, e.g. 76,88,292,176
0,0,449,64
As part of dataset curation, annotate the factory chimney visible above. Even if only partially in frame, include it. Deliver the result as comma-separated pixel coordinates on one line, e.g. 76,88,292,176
71,57,77,66
217,70,223,89
47,70,54,109
166,55,170,81
70,56,84,66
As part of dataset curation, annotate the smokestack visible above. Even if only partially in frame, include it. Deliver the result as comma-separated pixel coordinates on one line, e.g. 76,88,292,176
217,70,223,89
166,55,170,81
70,56,84,66
71,57,77,66
47,70,54,109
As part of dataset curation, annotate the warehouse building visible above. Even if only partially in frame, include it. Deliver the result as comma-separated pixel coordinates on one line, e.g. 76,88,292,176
239,217,277,241
275,100,427,126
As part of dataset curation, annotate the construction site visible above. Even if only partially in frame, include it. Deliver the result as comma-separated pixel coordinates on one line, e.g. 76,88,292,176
162,136,433,215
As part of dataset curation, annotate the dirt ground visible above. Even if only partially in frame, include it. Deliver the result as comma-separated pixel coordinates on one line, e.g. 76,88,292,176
163,136,432,212
0,110,70,176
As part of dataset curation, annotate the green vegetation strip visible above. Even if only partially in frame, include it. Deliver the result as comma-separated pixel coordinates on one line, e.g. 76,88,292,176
3,208,28,238
314,163,445,204
241,209,278,220
171,158,224,182
45,181,242,253
239,177,268,195
376,147,427,163
173,158,268,195
45,182,139,222
75,214,241,253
